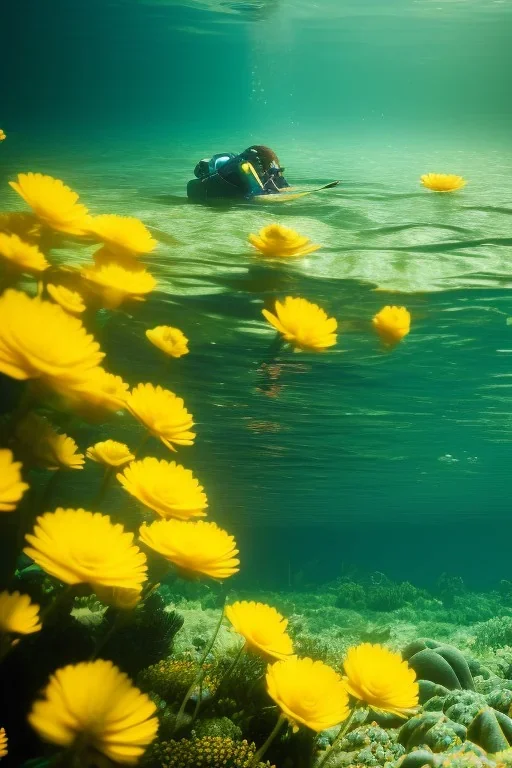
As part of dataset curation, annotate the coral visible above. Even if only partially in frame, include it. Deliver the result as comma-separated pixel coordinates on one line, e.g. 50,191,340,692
402,639,476,696
395,743,493,768
144,736,275,767
192,718,243,742
398,711,466,752
334,581,367,610
137,658,198,701
474,618,512,654
333,722,406,767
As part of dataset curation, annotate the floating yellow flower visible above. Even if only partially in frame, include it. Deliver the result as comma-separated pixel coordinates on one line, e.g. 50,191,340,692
47,284,86,314
9,173,91,236
81,260,156,309
95,586,142,611
146,326,189,358
87,440,134,468
24,509,148,593
117,456,207,520
420,173,466,192
139,519,240,580
266,657,350,732
249,224,320,258
262,296,337,352
28,659,158,764
87,214,157,257
343,643,419,717
0,232,49,274
0,449,29,512
0,212,42,242
125,383,195,452
226,601,294,660
372,306,411,346
0,130,6,142
16,413,84,470
0,590,42,635
0,290,103,390
0,728,6,758
56,368,128,420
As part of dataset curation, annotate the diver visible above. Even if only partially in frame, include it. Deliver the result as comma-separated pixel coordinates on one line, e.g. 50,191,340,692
187,145,290,202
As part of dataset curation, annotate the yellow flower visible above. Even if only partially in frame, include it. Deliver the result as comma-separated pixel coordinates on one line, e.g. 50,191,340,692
24,509,148,592
0,449,29,512
9,173,91,236
225,601,294,660
343,643,419,717
125,383,195,452
372,306,411,346
146,326,189,358
420,173,466,192
0,290,103,390
0,130,6,142
28,659,158,764
0,232,49,273
87,440,134,468
94,586,142,610
86,214,157,257
139,519,240,580
47,284,86,314
266,657,350,732
16,413,84,470
0,590,42,635
249,224,320,258
117,456,207,520
0,212,42,243
262,296,337,352
55,367,128,420
0,728,6,758
81,260,156,309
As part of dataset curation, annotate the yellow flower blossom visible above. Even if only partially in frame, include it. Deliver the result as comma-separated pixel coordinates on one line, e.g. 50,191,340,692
420,173,466,192
343,643,419,717
0,290,103,392
125,383,195,452
0,212,42,243
372,306,411,346
0,130,6,142
47,283,86,314
266,657,350,732
0,232,49,274
9,173,91,236
226,601,294,660
16,413,84,470
117,456,207,520
0,728,6,758
94,586,142,610
139,519,240,580
86,214,157,257
249,224,320,258
28,659,158,764
0,449,29,512
86,440,134,468
55,367,128,420
24,509,148,593
145,326,189,358
0,590,42,635
81,260,156,309
262,296,337,352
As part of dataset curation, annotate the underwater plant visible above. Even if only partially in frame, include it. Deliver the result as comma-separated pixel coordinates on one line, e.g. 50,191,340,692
9,173,92,236
0,449,29,511
28,659,159,764
420,173,466,192
262,296,338,352
225,601,294,661
249,223,320,258
146,326,190,358
117,457,208,520
343,643,419,717
372,306,411,346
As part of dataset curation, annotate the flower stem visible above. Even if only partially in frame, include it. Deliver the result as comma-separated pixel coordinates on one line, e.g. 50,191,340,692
174,597,226,731
251,713,286,766
40,585,74,625
92,466,115,508
133,432,150,458
315,706,365,768
192,641,246,721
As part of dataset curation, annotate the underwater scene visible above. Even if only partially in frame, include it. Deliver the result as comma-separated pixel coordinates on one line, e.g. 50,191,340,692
1,0,512,766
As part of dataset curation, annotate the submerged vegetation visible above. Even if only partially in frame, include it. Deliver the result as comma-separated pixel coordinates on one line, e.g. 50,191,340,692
0,162,507,768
